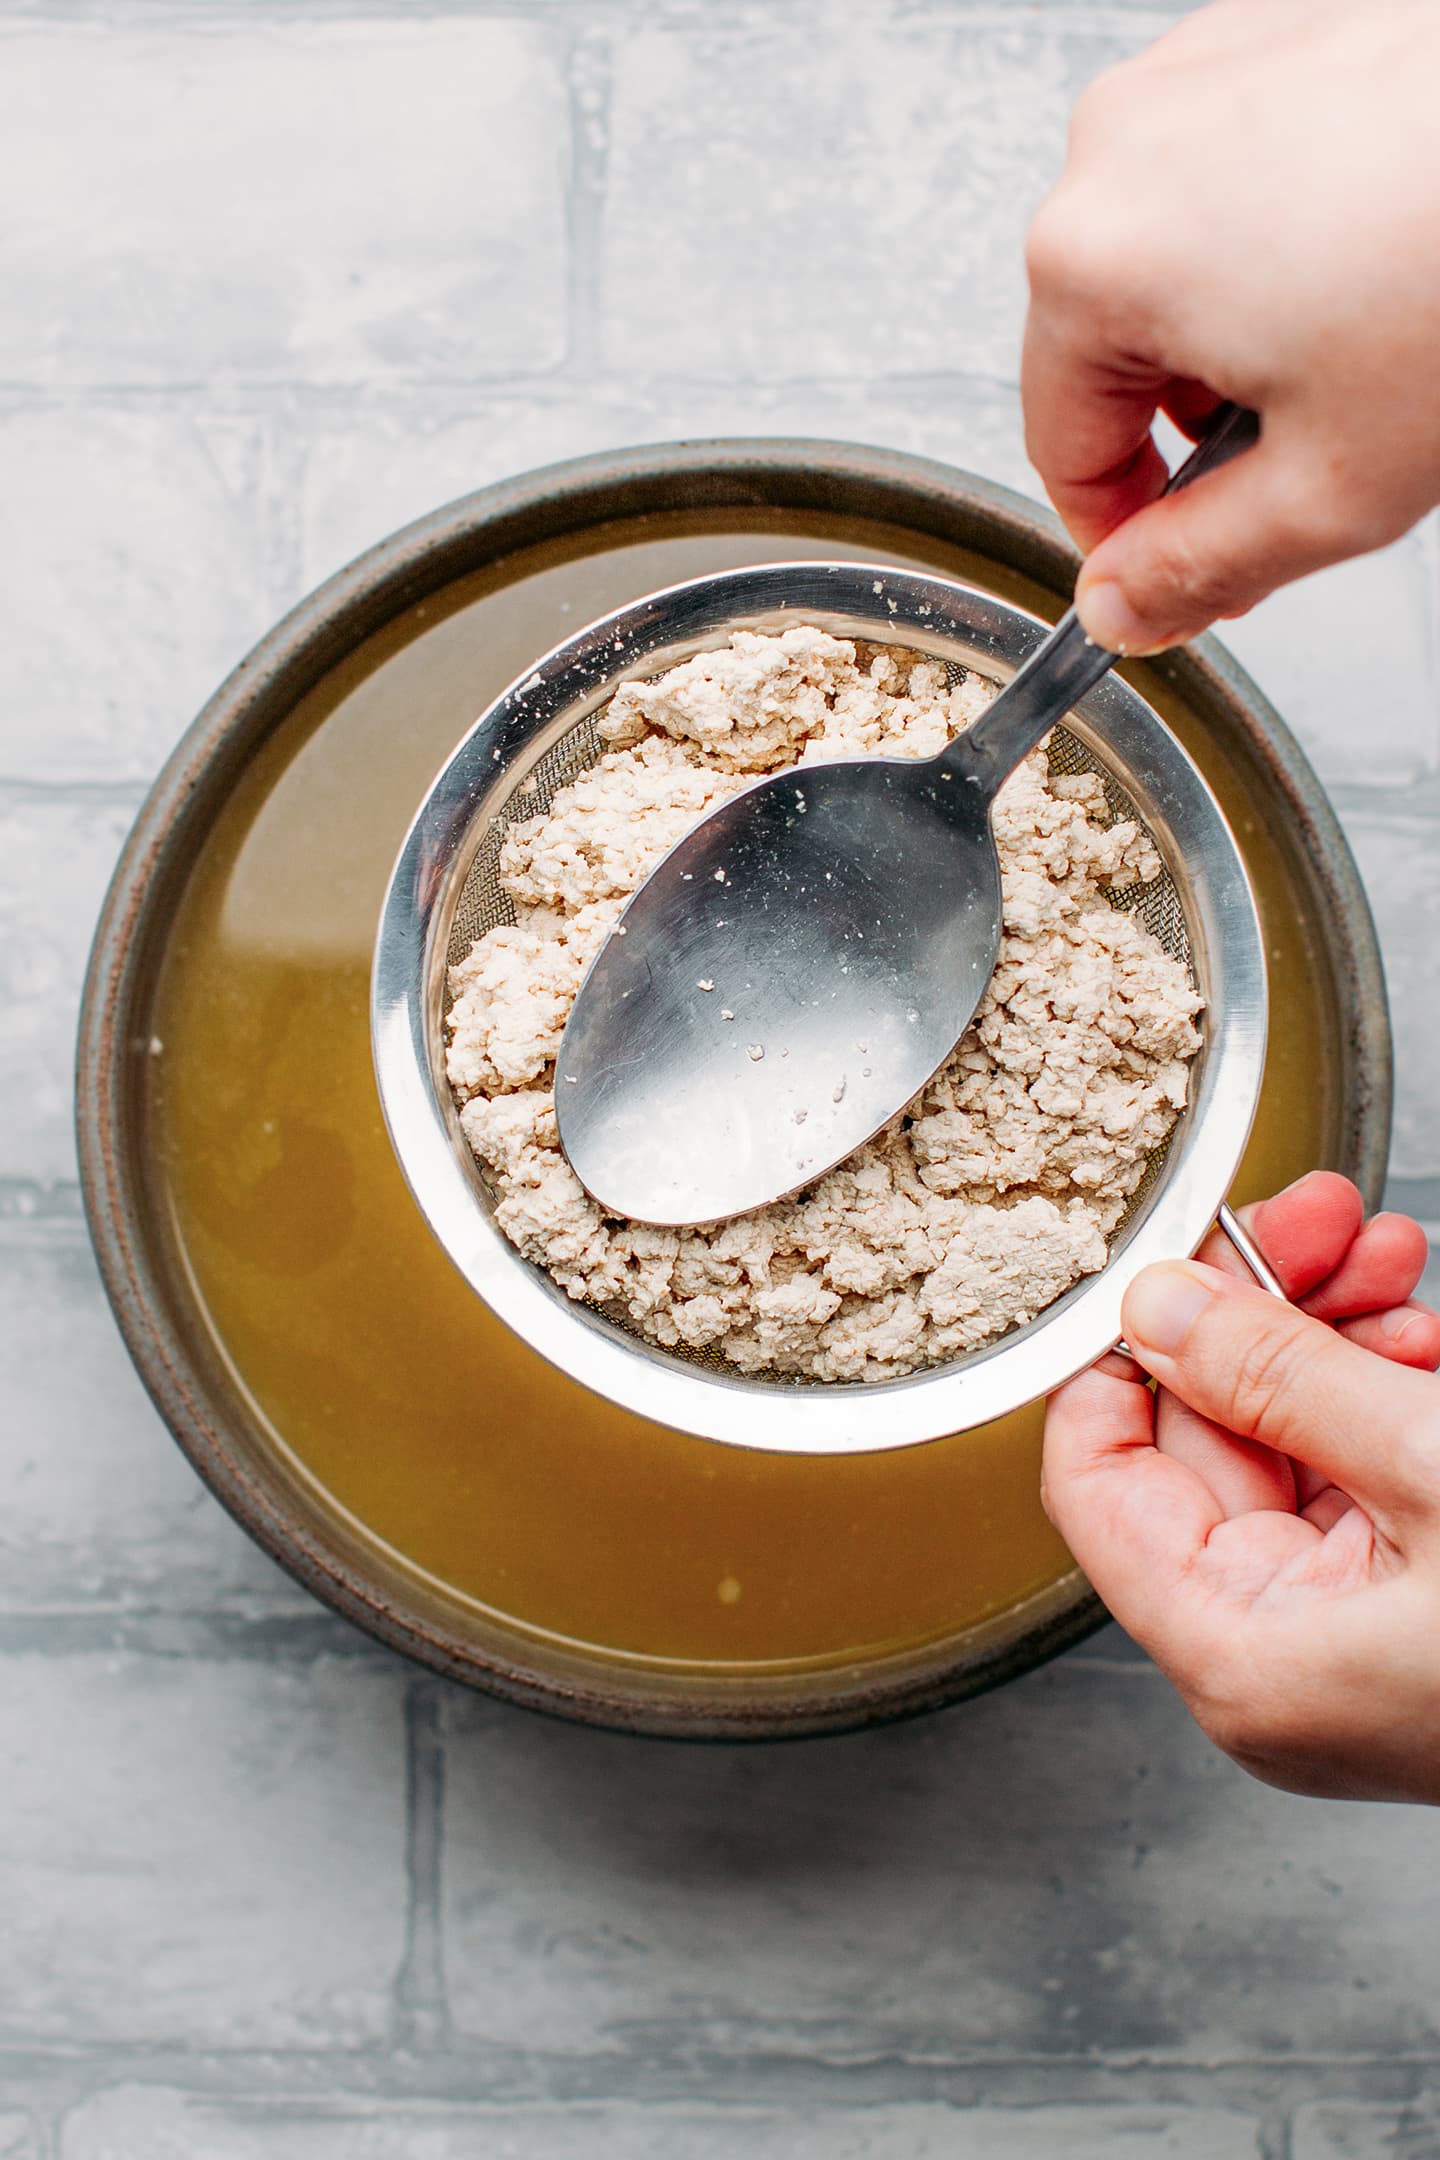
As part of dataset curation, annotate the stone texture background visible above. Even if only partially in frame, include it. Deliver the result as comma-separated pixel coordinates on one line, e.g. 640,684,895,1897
2,3,1438,2154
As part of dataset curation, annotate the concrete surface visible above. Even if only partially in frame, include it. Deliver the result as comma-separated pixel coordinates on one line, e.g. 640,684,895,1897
2,3,1438,2154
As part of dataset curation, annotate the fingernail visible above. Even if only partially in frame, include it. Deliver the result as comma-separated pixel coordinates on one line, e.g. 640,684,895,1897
1075,577,1169,657
1381,1306,1423,1343
1123,1261,1217,1357
1276,1169,1324,1199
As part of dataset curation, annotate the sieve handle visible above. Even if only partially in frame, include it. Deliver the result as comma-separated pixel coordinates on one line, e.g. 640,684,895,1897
953,401,1262,792
1215,1200,1287,1299
1113,1199,1287,1360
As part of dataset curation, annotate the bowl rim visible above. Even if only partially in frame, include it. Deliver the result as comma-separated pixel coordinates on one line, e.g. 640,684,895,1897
74,435,1393,1738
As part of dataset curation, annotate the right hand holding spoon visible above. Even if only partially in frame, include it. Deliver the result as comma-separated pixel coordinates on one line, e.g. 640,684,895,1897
1022,0,1440,656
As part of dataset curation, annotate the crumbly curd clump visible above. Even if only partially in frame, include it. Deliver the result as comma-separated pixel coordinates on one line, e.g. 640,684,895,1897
446,630,1202,1383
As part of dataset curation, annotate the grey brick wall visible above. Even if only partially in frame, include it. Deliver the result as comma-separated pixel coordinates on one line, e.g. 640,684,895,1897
2,4,1438,2154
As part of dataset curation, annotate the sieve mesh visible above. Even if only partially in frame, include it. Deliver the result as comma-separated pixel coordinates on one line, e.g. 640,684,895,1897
441,653,1197,1384
446,713,605,969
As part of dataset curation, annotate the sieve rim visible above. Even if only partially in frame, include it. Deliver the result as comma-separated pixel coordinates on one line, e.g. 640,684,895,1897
372,562,1267,1454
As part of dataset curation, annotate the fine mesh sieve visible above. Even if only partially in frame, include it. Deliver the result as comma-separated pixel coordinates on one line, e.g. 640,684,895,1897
443,692,1187,1378
373,562,1267,1454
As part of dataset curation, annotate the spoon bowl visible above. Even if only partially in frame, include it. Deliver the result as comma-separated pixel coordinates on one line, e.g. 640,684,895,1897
556,724,1004,1225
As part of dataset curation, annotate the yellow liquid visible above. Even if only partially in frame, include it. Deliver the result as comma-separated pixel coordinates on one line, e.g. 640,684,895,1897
145,510,1334,1673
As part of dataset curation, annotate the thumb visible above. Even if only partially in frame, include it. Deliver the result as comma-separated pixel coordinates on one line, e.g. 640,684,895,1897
1122,1259,1439,1524
1075,434,1344,655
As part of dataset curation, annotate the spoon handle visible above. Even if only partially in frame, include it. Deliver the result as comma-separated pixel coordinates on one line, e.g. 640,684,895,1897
1113,1200,1287,1359
951,401,1262,790
1215,1199,1287,1299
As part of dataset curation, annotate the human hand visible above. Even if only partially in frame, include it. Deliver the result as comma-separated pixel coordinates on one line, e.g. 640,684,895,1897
1043,1173,1440,1801
1022,0,1440,654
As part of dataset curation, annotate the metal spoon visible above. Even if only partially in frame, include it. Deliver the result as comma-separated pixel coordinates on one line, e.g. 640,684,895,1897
556,404,1261,1226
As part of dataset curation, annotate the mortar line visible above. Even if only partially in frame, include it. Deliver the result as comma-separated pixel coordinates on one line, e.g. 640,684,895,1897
0,1218,94,1249
0,1,1193,34
1263,2111,1294,2160
392,1679,452,2053
257,395,307,621
0,1182,90,1247
0,776,148,804
0,365,1026,409
2,2040,1440,2101
561,7,612,383
0,1607,399,1662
